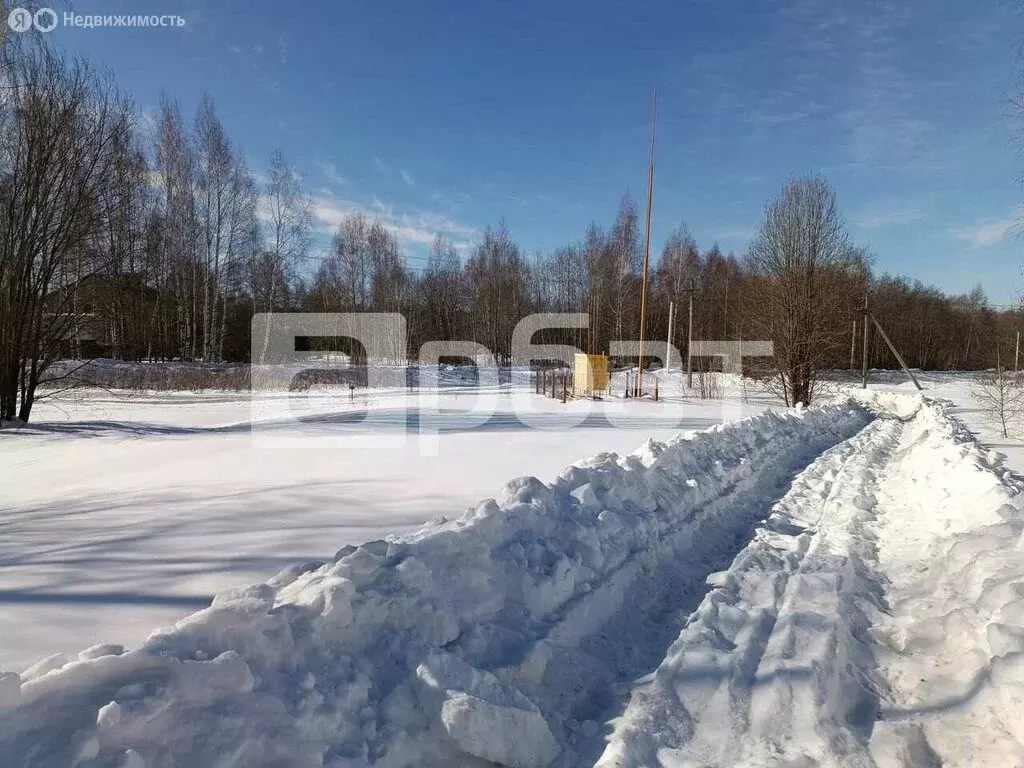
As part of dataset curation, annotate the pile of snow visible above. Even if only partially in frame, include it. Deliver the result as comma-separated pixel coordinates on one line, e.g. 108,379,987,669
0,402,872,767
868,399,1024,767
596,396,1024,767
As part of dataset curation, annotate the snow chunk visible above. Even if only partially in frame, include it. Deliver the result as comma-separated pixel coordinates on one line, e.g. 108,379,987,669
415,649,559,767
22,652,69,680
79,644,125,661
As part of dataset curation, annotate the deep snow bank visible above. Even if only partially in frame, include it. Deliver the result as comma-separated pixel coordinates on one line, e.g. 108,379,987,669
595,396,1024,768
0,402,874,768
868,398,1024,767
595,411,902,767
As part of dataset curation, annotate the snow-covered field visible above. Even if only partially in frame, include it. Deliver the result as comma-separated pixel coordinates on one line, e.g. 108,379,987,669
0,371,773,674
2,370,1024,767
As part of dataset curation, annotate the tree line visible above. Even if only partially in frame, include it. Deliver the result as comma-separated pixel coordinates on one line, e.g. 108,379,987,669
1,41,1020,420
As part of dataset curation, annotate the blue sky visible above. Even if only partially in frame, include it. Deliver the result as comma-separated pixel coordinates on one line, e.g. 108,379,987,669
51,0,1024,303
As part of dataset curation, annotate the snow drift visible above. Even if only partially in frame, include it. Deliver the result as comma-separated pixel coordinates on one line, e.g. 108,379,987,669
0,402,873,768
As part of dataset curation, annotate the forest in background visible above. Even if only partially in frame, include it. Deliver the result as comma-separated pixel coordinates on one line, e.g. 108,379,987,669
2,40,1022,420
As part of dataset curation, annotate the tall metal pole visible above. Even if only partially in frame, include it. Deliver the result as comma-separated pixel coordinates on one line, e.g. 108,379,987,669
686,285,694,389
636,86,657,397
861,294,869,389
665,301,675,371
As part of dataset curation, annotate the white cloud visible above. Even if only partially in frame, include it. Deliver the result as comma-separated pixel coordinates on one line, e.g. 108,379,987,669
953,211,1023,248
311,193,477,251
374,157,417,188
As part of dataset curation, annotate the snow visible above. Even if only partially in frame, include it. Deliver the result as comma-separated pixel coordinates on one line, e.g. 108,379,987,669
0,378,773,674
3,372,1024,766
596,392,1024,767
415,649,560,767
0,395,869,767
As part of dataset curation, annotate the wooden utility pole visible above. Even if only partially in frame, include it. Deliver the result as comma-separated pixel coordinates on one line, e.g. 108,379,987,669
850,320,857,372
665,301,675,371
870,314,922,391
1015,330,1020,375
859,293,921,391
636,86,658,397
861,295,870,389
687,280,696,389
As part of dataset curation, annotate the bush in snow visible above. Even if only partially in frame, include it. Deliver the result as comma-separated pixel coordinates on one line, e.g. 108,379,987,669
971,366,1024,438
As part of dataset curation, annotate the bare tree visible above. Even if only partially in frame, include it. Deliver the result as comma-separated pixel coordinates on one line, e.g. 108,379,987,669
0,44,134,421
465,221,533,364
195,96,233,361
608,195,640,345
742,176,866,406
153,95,201,359
972,358,1024,438
419,235,463,343
253,149,312,362
329,212,372,310
91,120,156,361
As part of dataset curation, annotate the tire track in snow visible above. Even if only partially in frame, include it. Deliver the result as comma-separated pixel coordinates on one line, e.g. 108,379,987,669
594,416,903,768
866,403,1024,767
740,417,900,767
489,410,881,768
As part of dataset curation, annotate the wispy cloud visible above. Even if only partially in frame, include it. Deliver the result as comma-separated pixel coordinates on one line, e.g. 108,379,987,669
952,210,1023,248
311,192,478,251
374,157,417,187
317,161,349,188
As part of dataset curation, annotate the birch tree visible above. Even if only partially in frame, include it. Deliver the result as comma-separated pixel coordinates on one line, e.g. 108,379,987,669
742,176,866,406
254,149,312,362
